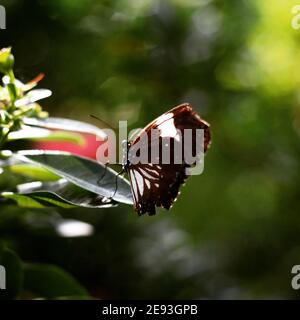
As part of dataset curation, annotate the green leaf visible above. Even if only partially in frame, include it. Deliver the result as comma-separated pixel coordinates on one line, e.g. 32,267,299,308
1,193,45,208
7,126,85,145
16,150,133,205
23,117,107,140
9,164,60,181
0,248,23,300
23,263,89,299
1,179,117,208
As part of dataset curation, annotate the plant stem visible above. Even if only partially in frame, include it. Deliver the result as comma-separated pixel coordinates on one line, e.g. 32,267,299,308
8,69,15,83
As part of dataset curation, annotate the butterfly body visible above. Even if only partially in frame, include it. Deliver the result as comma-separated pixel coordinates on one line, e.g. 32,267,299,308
124,103,211,216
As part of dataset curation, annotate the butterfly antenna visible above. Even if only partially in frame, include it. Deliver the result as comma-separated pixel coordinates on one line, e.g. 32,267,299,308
90,114,125,165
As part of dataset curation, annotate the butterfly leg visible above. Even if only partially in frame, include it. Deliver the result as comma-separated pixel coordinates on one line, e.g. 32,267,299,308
110,169,125,199
97,163,108,186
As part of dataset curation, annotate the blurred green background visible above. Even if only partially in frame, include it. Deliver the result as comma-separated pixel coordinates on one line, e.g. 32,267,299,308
1,0,300,299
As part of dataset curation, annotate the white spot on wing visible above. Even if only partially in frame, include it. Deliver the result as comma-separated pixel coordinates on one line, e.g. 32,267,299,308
134,170,144,196
129,170,138,203
144,166,160,176
145,179,150,189
158,118,177,138
139,168,158,180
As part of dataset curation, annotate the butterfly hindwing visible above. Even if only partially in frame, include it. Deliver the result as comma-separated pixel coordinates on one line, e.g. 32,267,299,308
128,163,186,215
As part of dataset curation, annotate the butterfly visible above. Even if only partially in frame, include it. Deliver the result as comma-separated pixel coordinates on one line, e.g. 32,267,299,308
123,103,211,216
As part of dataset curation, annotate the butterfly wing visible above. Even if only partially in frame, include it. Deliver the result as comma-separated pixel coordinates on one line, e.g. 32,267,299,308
130,103,211,152
128,163,186,215
127,103,211,215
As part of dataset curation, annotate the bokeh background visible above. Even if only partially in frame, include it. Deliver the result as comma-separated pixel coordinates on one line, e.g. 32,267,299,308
1,0,300,299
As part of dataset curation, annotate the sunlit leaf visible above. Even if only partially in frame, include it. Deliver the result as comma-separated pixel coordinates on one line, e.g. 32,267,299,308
9,164,60,181
23,117,107,140
15,150,133,205
14,89,52,107
3,192,75,209
7,126,85,145
2,192,46,208
2,179,117,208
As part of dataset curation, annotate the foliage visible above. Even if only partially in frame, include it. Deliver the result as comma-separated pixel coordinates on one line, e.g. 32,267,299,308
0,48,131,210
0,48,131,299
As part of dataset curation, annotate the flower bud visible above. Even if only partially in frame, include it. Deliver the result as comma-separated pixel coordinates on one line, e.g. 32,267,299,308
0,47,14,75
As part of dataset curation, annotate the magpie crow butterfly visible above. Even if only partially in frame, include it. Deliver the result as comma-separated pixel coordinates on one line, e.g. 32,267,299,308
123,103,211,216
